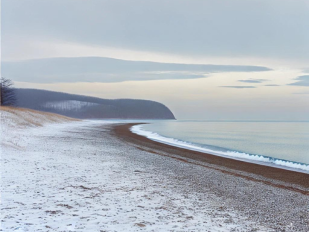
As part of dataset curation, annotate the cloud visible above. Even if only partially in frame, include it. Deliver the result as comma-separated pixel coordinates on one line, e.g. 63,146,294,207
303,68,309,73
220,86,256,89
293,91,309,94
238,79,268,83
288,75,309,86
2,0,309,63
2,57,270,83
264,84,280,86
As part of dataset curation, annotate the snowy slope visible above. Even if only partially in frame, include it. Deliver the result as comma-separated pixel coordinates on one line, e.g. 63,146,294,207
0,107,76,149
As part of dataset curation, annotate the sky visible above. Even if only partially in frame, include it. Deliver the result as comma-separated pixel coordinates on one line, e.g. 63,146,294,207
2,0,309,120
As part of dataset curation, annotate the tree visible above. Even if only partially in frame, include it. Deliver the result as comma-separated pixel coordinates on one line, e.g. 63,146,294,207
0,77,17,106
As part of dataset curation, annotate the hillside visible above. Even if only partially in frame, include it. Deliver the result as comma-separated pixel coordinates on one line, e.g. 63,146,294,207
14,88,176,119
0,106,76,149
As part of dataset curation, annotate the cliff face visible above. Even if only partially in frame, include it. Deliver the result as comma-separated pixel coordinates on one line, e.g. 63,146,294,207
14,88,176,120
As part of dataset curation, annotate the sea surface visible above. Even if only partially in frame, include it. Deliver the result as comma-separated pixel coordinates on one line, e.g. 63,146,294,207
131,121,309,173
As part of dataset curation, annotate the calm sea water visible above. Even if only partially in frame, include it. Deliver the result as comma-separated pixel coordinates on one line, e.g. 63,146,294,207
132,121,309,172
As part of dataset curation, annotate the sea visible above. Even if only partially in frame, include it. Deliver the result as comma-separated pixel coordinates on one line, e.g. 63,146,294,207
130,120,309,173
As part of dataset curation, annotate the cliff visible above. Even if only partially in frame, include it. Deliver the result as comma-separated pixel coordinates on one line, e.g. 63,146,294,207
14,88,176,120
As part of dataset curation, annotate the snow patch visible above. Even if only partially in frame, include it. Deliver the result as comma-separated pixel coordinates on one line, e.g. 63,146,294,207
43,100,99,111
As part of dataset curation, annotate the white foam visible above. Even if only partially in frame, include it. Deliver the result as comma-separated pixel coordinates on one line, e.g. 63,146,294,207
131,125,309,173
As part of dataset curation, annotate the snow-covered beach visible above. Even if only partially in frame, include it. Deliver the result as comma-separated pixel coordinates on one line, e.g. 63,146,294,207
1,107,308,231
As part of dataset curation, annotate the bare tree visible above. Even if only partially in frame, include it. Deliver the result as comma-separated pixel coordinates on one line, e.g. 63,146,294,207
0,77,17,106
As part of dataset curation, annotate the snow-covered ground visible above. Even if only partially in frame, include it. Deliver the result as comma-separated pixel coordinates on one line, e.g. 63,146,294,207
1,107,272,231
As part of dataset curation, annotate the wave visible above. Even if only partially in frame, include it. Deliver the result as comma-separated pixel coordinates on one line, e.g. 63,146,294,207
131,125,309,173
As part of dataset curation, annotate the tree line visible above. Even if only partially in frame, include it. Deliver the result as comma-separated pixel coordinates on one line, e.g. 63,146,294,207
0,77,16,106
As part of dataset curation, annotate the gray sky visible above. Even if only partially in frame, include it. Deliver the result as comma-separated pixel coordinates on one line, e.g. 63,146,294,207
2,0,309,120
3,0,309,63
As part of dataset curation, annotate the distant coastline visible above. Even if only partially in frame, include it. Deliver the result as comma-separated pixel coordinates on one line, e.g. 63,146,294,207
13,88,176,120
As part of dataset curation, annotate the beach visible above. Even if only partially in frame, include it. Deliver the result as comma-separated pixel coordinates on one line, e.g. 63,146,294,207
1,108,308,231
116,124,309,191
114,124,309,229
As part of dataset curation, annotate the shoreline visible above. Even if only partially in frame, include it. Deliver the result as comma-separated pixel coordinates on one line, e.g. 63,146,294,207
112,123,309,193
131,124,309,174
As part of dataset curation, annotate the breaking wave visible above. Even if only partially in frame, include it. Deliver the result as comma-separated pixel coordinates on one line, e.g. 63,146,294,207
131,125,309,173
